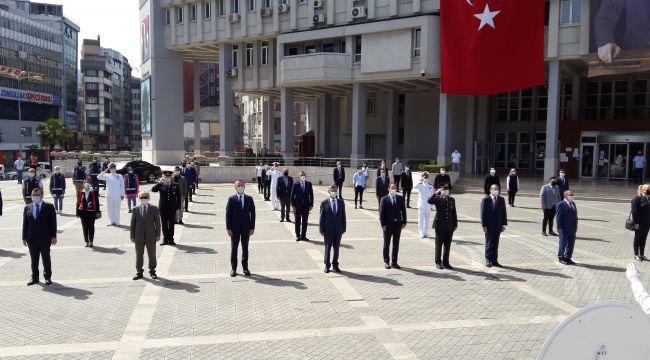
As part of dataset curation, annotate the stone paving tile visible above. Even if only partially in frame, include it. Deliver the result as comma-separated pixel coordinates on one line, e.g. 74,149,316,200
2,351,115,360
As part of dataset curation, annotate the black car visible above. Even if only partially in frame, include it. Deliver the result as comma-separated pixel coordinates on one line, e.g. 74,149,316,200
115,160,162,183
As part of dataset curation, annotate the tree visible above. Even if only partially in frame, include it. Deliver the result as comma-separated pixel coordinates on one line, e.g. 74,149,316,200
36,118,73,152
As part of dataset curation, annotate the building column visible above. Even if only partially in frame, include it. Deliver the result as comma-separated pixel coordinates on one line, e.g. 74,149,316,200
262,96,274,155
544,60,561,180
385,90,398,163
280,88,295,164
193,61,201,155
351,83,367,168
437,93,453,166
318,93,332,157
219,43,235,157
464,96,475,175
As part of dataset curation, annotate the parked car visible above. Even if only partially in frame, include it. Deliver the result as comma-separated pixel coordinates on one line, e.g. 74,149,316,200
114,160,162,183
6,162,51,180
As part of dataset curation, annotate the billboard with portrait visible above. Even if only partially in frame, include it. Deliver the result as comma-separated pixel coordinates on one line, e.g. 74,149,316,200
140,14,150,64
141,78,151,136
590,0,650,76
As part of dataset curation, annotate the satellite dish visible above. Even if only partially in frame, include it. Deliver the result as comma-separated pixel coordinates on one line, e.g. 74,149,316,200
538,301,650,360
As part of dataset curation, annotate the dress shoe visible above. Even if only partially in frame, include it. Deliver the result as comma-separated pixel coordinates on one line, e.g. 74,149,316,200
324,267,330,273
280,219,285,222
27,279,39,286
443,264,454,270
407,205,411,208
642,256,650,261
178,221,184,225
542,231,547,236
85,242,89,248
559,259,569,265
89,242,94,248
287,219,292,223
549,231,559,236
384,263,391,269
296,237,301,242
391,263,401,270
435,263,444,270
243,269,251,277
168,241,177,246
160,242,167,246
230,270,237,277
635,255,643,262
355,206,357,209
492,262,503,268
333,266,341,273
133,274,144,280
150,273,158,279
302,237,310,241
565,259,576,265
45,279,52,286
359,206,364,209
485,262,492,268
128,210,132,213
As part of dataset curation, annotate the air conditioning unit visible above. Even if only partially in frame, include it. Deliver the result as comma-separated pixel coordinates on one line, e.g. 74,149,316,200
261,7,273,16
278,3,289,13
313,0,323,9
229,13,241,22
351,6,366,19
226,68,238,77
313,14,325,24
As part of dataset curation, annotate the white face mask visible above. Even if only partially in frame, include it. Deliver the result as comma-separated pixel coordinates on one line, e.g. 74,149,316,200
491,190,500,197
140,199,149,206
390,189,397,196
567,196,575,202
28,172,35,178
54,170,60,174
442,190,449,196
31,196,42,204
490,170,496,175
84,183,91,190
174,171,180,176
440,170,446,175
300,176,306,182
422,178,429,183
560,173,565,177
110,169,116,173
129,170,134,174
405,168,410,172
330,192,338,199
236,186,245,194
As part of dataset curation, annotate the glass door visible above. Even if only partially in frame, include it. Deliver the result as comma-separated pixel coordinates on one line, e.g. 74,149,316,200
580,144,595,177
609,143,629,179
597,144,610,177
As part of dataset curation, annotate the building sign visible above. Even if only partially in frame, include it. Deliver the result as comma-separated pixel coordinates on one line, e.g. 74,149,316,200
0,65,22,79
140,78,151,135
0,87,61,105
140,14,151,64
590,0,650,76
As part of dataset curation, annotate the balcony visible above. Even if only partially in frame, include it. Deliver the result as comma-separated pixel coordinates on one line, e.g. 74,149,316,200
280,53,352,87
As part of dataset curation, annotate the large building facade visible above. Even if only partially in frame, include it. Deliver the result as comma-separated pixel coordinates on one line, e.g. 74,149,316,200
80,37,133,151
141,0,650,181
0,0,79,163
130,77,142,152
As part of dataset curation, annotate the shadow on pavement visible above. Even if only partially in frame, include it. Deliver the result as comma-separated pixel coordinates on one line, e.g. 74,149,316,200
91,246,127,255
400,267,466,281
508,219,538,224
175,244,217,254
42,284,93,300
576,237,610,243
343,271,403,286
453,267,526,282
501,265,572,279
306,239,354,249
250,274,307,290
181,224,214,230
575,263,625,273
148,278,201,293
454,240,482,246
0,249,25,258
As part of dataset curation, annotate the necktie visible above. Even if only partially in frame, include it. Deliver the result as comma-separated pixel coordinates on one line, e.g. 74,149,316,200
392,196,395,206
301,182,305,191
34,204,40,219
332,200,336,214
492,196,496,209
142,205,146,217
240,195,244,209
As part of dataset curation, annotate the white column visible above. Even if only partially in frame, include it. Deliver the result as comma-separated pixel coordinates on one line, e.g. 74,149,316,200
385,90,398,163
437,93,453,166
262,96,274,154
318,93,332,156
281,88,295,164
464,96,475,175
219,43,235,156
544,60,561,180
193,61,201,155
351,83,367,168
197,1,204,42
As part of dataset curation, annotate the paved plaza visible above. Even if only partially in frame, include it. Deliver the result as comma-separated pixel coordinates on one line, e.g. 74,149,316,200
0,178,643,359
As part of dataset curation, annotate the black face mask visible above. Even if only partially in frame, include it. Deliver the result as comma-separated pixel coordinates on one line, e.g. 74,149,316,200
551,181,557,186
77,163,82,166
646,190,650,196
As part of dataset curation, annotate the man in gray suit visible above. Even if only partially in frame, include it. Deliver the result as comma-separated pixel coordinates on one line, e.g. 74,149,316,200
130,191,161,280
539,177,562,237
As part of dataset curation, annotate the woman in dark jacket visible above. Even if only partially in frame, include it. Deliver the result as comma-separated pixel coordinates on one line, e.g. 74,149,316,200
632,184,650,261
77,176,101,247
506,168,519,207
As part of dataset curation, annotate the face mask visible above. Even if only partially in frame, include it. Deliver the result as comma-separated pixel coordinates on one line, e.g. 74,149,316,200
31,196,42,204
300,176,306,182
182,164,187,167
110,169,116,173
405,168,410,172
84,183,91,190
491,190,499,197
490,170,496,175
567,196,575,202
77,163,82,166
390,189,397,196
422,178,428,183
236,186,245,194
129,170,134,174
54,170,60,174
164,177,172,183
28,173,35,178
174,171,180,176
551,181,557,186
140,199,149,205
380,172,385,177
440,170,446,175
337,164,341,168
330,192,338,199
442,190,449,196
560,173,565,177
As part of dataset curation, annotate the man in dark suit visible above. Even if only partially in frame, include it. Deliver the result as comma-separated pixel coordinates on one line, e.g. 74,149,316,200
226,180,256,277
276,168,293,222
379,183,407,269
557,169,570,195
483,168,501,195
480,184,508,268
401,166,413,208
180,161,196,206
375,169,390,209
595,0,650,64
556,190,579,265
319,184,347,273
291,171,314,241
152,171,182,246
130,191,161,280
262,164,271,201
428,185,458,270
22,188,57,286
333,161,345,199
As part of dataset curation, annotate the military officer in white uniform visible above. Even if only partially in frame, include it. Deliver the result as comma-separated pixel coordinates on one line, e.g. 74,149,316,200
97,163,125,226
413,171,434,238
266,162,282,210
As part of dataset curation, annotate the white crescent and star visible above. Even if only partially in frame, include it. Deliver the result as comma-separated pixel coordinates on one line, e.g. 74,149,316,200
474,4,501,31
466,0,474,5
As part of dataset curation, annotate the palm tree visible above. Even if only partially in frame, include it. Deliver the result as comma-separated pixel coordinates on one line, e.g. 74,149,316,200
36,118,73,152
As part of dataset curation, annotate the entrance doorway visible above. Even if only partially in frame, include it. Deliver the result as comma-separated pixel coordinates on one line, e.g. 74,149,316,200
608,143,628,179
580,144,595,177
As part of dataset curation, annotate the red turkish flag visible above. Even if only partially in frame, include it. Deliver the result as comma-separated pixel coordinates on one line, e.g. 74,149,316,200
440,0,545,95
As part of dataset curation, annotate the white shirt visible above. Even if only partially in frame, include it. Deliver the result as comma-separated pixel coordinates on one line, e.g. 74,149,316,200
256,166,264,177
266,169,281,184
451,151,462,164
414,181,434,208
15,159,25,170
633,155,647,169
97,171,125,198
